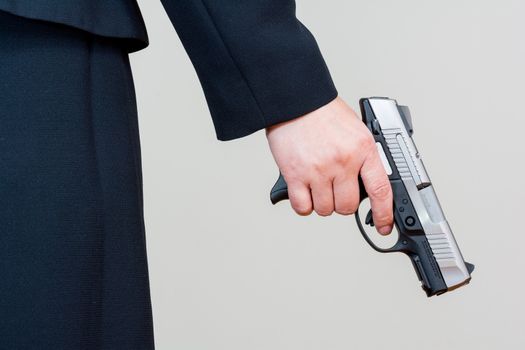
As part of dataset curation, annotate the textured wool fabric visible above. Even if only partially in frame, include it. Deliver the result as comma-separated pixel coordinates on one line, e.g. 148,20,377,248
0,0,149,52
160,0,338,140
0,12,154,350
0,0,338,140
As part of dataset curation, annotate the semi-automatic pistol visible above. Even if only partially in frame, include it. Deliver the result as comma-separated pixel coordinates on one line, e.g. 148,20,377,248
270,97,474,296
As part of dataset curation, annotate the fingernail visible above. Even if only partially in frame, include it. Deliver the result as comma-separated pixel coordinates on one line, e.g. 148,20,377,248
378,225,392,235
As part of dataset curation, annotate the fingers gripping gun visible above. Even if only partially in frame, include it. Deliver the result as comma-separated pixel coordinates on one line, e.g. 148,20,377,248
270,97,474,296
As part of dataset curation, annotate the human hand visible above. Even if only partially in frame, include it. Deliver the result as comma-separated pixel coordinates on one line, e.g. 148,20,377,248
266,97,394,235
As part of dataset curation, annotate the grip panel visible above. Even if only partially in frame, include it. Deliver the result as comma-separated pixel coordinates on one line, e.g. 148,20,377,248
270,173,289,204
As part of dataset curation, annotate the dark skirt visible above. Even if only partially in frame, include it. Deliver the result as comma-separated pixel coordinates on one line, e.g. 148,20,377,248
0,12,154,350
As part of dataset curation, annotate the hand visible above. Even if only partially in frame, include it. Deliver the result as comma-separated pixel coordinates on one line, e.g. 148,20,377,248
266,97,394,235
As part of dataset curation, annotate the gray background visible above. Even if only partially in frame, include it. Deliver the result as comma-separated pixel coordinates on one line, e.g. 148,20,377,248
130,0,524,349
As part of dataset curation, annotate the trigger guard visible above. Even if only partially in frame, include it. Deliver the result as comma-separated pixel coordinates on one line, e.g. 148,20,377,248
355,202,402,254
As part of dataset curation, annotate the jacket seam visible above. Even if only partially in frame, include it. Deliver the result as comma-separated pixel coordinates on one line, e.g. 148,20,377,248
199,0,267,127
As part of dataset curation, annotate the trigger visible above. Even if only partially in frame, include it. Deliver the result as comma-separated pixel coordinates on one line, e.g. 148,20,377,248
365,209,375,227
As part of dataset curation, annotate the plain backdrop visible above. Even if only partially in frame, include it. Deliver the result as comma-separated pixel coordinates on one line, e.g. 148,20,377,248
130,1,525,349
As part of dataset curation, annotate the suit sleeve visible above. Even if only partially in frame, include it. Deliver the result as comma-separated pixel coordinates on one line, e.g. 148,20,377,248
160,0,338,141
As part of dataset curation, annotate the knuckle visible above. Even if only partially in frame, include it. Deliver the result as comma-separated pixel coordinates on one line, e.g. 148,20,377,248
335,198,359,216
280,169,303,185
315,209,333,217
314,202,334,216
335,207,355,216
311,159,327,175
370,181,392,200
358,133,375,150
293,204,312,216
349,200,360,214
333,145,353,165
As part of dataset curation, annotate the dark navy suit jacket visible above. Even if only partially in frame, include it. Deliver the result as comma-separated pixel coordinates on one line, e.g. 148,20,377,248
0,0,337,139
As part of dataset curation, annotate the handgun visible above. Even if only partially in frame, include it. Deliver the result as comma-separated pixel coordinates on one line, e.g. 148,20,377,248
270,97,474,297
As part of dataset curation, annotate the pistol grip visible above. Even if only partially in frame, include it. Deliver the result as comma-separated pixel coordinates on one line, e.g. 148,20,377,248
270,173,289,204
